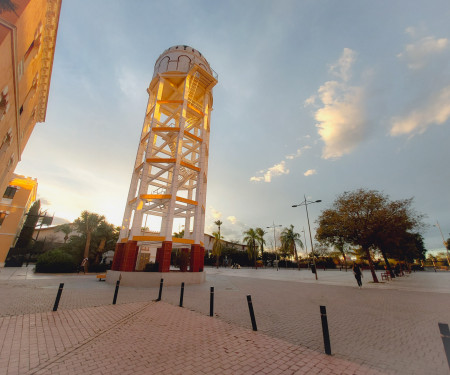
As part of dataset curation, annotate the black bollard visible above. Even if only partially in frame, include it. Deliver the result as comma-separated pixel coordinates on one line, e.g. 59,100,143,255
438,323,450,369
320,305,332,355
156,278,164,301
112,280,120,305
210,287,214,317
246,295,258,331
179,282,185,307
52,283,64,311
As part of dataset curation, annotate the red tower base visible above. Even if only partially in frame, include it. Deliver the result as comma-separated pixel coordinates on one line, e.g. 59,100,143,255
190,244,204,272
111,241,139,272
156,241,172,272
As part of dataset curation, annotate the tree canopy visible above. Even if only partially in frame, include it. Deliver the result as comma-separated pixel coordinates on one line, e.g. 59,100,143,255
316,188,426,282
280,225,303,264
243,228,258,267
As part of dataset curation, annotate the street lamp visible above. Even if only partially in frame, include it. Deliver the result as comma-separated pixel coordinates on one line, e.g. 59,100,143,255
301,227,309,268
435,221,450,266
292,196,321,280
267,222,282,271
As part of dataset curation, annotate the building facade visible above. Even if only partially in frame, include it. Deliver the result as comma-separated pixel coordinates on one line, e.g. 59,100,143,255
0,173,37,266
0,0,62,194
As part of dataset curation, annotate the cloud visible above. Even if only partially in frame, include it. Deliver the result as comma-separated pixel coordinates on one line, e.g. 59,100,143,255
329,48,357,81
304,169,317,176
210,207,222,220
250,160,289,183
390,86,450,136
227,216,237,225
398,34,449,70
306,49,366,159
286,149,302,160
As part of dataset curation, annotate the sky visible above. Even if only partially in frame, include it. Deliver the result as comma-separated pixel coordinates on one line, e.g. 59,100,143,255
16,0,450,254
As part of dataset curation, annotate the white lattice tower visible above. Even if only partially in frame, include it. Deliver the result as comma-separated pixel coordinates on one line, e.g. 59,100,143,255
114,46,217,272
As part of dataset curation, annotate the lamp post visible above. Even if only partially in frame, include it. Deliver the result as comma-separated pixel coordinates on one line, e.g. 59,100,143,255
301,227,309,269
267,222,282,271
436,221,450,266
292,196,321,280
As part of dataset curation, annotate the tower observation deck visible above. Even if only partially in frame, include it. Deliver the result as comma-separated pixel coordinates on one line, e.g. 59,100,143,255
112,46,217,273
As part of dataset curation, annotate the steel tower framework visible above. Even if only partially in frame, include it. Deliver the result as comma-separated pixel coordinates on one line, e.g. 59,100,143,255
112,46,217,272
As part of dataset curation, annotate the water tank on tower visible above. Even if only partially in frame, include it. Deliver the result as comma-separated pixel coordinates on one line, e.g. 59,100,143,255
112,46,218,273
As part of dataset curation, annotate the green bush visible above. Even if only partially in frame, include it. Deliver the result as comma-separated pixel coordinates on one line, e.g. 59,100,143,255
35,250,77,273
143,262,159,272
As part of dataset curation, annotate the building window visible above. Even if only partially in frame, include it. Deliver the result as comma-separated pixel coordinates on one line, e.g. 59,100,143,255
3,186,17,199
0,212,7,226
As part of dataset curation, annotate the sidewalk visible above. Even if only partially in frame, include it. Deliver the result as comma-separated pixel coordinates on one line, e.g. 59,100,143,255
0,301,384,375
0,267,449,374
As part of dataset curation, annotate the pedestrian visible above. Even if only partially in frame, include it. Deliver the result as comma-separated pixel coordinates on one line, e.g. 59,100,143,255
352,263,363,288
79,257,88,274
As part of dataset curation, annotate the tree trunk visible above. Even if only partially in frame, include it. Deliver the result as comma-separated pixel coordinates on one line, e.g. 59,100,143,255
83,231,91,259
95,238,106,264
381,250,395,278
343,254,348,271
364,246,379,283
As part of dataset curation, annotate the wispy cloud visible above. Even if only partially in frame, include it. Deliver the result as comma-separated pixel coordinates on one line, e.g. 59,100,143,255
285,145,310,160
210,207,222,220
390,86,450,136
250,160,289,183
304,169,317,176
306,48,366,159
397,31,449,70
227,216,237,225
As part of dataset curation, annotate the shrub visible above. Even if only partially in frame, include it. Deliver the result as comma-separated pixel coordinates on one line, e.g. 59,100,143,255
89,263,108,273
143,262,159,272
35,250,77,273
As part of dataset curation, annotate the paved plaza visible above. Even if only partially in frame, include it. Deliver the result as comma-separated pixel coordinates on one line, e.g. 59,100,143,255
0,266,449,374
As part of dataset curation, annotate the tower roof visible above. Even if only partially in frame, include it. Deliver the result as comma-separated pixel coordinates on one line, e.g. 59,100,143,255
153,45,214,78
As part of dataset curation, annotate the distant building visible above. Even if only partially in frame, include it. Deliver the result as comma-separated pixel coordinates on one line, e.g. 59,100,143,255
32,223,77,247
0,173,37,266
0,0,62,194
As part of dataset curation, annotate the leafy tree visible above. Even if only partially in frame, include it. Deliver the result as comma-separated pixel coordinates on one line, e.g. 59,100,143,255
56,224,73,243
255,227,266,260
211,231,223,268
316,189,425,283
15,200,40,250
280,225,303,268
371,198,425,277
73,211,105,266
173,229,185,238
243,228,258,268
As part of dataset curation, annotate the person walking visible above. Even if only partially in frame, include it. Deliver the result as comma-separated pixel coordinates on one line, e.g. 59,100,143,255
79,257,88,274
352,263,363,288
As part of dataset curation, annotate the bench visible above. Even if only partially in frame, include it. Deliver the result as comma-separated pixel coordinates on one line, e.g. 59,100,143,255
96,274,106,281
381,272,391,281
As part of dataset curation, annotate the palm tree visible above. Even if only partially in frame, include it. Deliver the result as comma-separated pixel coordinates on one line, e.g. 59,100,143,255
212,231,223,268
243,228,258,268
56,223,72,243
73,211,105,262
214,220,223,238
280,225,303,268
255,227,266,263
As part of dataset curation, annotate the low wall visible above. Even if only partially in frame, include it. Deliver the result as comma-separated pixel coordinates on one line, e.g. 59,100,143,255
106,270,205,287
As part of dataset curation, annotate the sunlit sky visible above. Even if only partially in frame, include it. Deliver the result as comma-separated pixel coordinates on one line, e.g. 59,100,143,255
17,0,450,253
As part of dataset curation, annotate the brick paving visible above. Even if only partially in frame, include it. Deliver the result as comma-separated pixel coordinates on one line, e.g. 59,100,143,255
21,302,383,375
0,267,449,374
